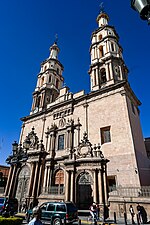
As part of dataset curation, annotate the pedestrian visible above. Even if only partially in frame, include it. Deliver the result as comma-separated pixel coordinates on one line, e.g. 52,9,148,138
28,206,43,225
129,205,135,224
89,202,97,220
140,205,147,224
137,203,142,223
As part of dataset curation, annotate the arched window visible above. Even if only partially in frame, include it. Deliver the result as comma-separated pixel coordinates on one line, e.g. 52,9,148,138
44,65,47,71
111,42,115,52
99,45,104,58
57,68,59,74
56,79,59,89
99,34,102,40
41,77,44,86
93,69,96,86
53,169,64,194
100,68,107,83
49,75,51,83
35,96,41,107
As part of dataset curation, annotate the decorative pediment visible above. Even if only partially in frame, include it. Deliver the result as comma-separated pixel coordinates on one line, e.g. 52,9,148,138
76,132,105,159
23,127,39,149
76,132,93,158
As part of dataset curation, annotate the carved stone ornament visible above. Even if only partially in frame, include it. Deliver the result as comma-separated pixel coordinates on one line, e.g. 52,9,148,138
59,117,66,128
23,127,39,149
76,132,93,158
78,172,93,185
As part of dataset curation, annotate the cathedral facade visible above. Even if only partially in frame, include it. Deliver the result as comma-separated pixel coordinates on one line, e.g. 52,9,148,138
5,9,150,212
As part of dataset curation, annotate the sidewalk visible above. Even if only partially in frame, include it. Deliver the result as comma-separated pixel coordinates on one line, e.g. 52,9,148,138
78,216,148,225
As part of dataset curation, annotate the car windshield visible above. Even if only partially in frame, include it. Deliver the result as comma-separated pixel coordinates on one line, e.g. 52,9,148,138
0,198,5,204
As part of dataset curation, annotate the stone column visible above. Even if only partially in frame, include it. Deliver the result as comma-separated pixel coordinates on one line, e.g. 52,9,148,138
65,171,70,201
50,132,56,158
96,66,99,86
67,130,71,150
40,92,44,108
91,48,94,61
77,120,80,146
98,169,103,204
93,170,97,203
41,116,46,140
32,163,38,197
49,134,52,152
12,167,20,197
103,164,108,205
28,163,35,197
4,165,13,196
106,63,110,81
48,169,53,188
46,166,51,192
70,171,74,202
37,163,43,196
45,133,49,152
109,63,114,80
31,96,36,111
83,103,89,136
43,165,48,192
8,164,17,197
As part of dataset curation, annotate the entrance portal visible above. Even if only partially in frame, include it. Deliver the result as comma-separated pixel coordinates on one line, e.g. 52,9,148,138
16,165,30,212
76,172,93,209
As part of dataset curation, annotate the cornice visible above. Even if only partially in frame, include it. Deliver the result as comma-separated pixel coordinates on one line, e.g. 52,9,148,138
21,80,140,122
91,25,119,40
40,58,64,69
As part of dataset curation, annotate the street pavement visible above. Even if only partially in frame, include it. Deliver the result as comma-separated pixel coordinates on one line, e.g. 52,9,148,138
21,216,147,225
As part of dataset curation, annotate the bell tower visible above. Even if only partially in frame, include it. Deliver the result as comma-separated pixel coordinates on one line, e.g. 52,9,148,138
31,41,64,114
89,8,128,91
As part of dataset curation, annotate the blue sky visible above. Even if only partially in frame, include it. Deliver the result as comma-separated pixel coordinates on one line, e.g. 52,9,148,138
0,0,150,165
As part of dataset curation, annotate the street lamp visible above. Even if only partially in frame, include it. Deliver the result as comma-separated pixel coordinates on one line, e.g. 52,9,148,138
131,0,150,24
12,141,18,155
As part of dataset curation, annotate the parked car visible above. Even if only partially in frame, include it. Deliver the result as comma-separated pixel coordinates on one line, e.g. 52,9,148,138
0,197,18,216
26,201,79,225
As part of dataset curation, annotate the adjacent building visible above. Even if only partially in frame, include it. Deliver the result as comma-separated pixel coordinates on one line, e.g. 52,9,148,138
0,165,9,196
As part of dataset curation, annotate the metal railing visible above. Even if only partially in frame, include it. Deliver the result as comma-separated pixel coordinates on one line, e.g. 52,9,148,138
43,186,64,195
109,186,150,198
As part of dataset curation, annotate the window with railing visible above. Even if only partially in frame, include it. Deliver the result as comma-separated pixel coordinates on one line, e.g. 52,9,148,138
50,169,64,195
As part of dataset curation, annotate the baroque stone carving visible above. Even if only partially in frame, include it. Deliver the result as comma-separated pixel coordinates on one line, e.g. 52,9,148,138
76,132,93,158
23,127,39,149
78,172,93,185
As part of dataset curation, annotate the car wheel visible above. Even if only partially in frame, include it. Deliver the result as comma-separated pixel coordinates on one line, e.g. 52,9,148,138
53,218,62,225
